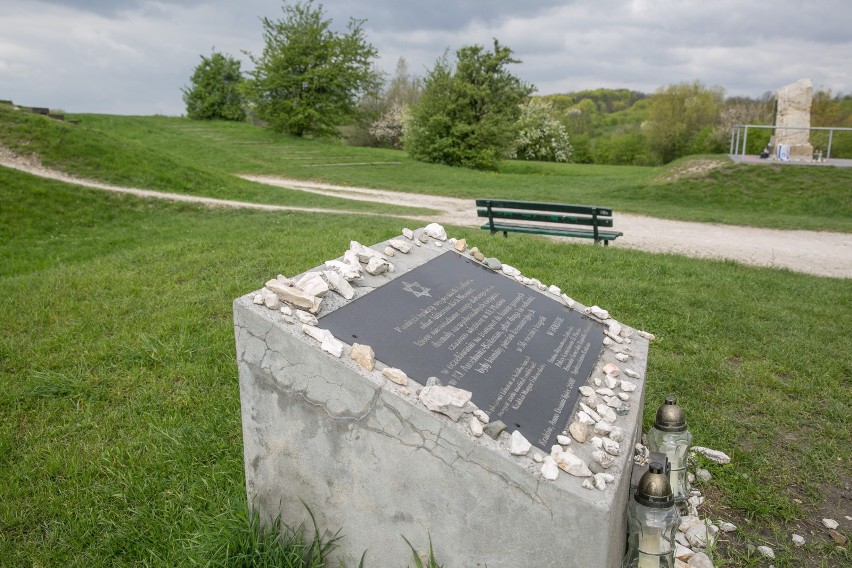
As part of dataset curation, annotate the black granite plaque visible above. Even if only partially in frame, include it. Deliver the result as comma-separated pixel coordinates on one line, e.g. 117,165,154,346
320,251,605,449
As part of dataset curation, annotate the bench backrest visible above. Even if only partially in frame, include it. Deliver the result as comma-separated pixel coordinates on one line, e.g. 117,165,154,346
475,199,614,228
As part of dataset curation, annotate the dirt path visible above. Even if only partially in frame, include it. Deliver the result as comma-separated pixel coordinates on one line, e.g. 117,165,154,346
243,176,852,279
1,145,848,278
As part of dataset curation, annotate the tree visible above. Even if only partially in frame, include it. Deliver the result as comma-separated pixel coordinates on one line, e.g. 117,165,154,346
243,0,382,137
645,81,724,163
362,57,421,148
182,51,245,121
510,98,572,163
405,40,534,170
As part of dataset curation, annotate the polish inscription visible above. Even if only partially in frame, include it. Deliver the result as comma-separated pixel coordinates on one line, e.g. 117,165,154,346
319,251,605,449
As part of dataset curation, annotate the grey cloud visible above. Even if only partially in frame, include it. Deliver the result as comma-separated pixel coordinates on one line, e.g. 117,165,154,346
2,0,849,115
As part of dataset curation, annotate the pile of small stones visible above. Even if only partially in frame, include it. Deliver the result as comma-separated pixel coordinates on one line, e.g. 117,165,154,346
253,223,659,470
249,223,658,471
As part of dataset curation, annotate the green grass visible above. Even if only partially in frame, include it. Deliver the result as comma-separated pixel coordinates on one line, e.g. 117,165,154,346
3,109,851,232
72,115,852,232
0,106,434,217
1,167,849,566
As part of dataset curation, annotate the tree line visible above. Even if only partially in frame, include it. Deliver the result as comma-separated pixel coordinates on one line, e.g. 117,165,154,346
183,0,852,168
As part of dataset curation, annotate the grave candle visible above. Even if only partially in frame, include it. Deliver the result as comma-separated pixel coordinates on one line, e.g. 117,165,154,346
646,397,692,504
623,462,679,568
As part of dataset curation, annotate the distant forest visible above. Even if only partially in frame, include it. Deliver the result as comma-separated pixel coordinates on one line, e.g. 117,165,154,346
538,86,852,165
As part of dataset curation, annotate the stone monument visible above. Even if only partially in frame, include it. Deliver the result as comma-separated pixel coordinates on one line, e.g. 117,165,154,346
769,78,814,161
234,224,653,567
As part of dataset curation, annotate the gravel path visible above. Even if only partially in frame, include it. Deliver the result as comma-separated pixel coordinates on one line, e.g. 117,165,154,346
1,144,848,278
243,176,852,279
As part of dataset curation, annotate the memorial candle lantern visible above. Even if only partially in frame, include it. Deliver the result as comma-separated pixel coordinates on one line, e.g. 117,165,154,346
646,397,692,503
622,462,679,568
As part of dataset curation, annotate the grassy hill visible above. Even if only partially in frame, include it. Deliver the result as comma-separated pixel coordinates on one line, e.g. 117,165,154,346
1,108,850,566
3,105,850,232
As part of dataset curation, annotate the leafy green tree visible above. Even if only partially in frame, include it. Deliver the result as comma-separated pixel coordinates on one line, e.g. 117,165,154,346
510,98,572,162
182,51,245,121
405,40,533,170
243,0,382,137
645,81,724,163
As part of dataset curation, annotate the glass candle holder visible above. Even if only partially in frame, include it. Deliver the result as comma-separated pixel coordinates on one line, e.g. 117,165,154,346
623,462,679,568
646,397,692,503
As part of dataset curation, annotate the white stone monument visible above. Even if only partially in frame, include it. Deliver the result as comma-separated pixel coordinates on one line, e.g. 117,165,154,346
770,78,814,161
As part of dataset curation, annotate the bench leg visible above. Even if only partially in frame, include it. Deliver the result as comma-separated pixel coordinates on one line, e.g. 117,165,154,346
603,240,609,246
503,231,508,238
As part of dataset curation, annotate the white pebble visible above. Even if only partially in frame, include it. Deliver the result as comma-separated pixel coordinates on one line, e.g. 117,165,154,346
822,518,839,530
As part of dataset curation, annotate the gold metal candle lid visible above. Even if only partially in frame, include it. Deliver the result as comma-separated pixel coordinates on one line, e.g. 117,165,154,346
635,462,674,508
654,396,687,433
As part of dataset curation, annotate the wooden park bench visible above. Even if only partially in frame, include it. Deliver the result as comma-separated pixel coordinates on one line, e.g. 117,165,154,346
476,199,623,245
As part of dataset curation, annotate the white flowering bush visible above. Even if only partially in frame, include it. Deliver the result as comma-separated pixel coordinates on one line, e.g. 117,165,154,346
369,101,410,149
510,98,573,162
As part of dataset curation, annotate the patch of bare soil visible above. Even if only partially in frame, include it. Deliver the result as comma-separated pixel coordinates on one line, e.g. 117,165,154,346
653,157,729,183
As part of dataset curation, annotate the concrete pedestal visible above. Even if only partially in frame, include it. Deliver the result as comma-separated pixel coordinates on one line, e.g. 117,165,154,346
234,237,649,567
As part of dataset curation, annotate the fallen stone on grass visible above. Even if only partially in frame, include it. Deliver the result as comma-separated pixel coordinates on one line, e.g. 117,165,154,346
686,552,713,568
829,529,847,545
822,518,839,530
693,446,731,464
756,545,775,559
791,533,805,546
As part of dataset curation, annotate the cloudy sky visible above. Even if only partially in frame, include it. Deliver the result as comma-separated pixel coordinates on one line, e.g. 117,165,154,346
2,0,850,115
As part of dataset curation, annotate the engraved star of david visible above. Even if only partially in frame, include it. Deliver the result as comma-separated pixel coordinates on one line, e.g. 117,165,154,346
401,281,432,298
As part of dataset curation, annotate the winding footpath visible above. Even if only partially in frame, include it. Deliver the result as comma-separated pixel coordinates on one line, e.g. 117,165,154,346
1,146,849,278
244,176,852,279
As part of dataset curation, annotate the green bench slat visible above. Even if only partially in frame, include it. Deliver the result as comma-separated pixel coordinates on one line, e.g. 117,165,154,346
476,197,622,244
475,199,612,217
477,209,614,228
480,223,623,240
